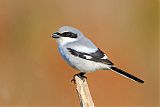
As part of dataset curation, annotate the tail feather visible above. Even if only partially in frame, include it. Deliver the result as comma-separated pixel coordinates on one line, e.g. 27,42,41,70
110,66,144,83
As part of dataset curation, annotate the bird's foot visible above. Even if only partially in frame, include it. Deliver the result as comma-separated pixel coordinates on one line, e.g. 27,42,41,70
71,72,87,83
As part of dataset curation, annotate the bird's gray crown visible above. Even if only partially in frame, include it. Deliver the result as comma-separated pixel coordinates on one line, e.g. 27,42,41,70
58,26,82,34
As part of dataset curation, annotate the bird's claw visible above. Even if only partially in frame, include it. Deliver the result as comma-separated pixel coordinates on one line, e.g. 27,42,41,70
71,72,87,84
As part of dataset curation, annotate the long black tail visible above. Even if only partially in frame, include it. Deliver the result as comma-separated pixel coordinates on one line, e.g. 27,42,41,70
110,66,144,83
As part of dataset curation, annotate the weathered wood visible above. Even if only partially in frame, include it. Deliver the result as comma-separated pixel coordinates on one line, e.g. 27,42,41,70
74,76,95,107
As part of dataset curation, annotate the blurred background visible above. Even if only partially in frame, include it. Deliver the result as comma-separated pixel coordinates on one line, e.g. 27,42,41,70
0,0,159,107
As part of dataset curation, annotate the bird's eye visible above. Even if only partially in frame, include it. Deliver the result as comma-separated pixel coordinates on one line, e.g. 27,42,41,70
61,32,77,38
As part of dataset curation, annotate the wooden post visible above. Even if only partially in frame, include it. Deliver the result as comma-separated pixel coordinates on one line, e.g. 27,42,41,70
74,76,95,107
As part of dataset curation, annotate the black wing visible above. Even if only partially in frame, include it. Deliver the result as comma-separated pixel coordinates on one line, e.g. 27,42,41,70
67,48,113,65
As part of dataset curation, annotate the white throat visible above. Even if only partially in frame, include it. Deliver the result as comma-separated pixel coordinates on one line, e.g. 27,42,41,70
57,37,77,46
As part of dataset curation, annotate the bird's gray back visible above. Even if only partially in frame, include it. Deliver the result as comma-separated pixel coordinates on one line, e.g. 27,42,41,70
66,36,98,53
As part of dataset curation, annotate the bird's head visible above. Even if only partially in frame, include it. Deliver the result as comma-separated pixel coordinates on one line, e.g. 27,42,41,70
51,26,84,45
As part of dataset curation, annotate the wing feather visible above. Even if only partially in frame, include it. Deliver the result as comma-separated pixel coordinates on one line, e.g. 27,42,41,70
67,48,113,65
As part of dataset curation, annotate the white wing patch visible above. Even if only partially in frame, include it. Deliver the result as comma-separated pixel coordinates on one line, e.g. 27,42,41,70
71,46,97,53
84,55,92,59
101,55,108,59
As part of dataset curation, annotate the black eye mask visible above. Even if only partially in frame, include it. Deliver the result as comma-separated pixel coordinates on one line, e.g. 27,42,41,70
60,32,78,38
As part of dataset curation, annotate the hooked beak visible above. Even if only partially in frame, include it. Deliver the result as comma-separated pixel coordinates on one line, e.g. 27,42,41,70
51,32,60,38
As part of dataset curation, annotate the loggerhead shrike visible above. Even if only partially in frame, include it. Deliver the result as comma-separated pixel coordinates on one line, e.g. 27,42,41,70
51,26,144,83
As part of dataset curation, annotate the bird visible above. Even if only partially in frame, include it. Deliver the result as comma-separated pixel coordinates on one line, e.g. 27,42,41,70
51,26,144,83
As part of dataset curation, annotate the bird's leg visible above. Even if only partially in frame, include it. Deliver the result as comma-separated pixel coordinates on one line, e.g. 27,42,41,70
71,72,87,83
77,72,87,80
